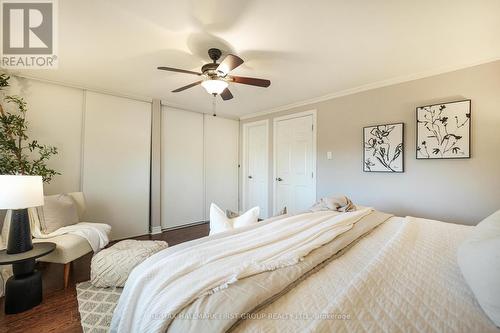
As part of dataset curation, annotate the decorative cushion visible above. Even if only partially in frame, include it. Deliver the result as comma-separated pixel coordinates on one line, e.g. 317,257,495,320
38,194,80,234
209,203,259,235
66,192,86,220
457,209,500,327
226,209,240,219
91,240,168,287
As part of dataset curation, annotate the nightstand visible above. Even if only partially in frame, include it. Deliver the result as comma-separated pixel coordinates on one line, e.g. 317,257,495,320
0,242,56,314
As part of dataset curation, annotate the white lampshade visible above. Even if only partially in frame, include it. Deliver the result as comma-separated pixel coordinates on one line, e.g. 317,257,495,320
0,175,44,209
201,79,228,95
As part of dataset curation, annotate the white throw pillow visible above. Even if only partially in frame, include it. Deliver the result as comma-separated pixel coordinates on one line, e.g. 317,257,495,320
38,194,80,234
457,209,500,327
209,204,259,235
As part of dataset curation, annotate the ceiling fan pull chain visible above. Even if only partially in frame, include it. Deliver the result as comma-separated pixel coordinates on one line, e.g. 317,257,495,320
212,93,217,117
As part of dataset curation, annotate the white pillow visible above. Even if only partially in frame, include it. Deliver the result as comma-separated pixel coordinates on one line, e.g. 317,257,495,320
37,194,80,234
457,209,500,327
209,204,259,235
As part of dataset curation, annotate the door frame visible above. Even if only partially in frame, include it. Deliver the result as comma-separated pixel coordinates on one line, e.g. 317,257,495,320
241,119,269,215
272,110,317,214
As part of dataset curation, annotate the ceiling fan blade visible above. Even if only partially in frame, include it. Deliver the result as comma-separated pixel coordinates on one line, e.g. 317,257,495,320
172,81,202,92
220,88,233,101
216,54,244,76
231,76,271,87
158,66,202,76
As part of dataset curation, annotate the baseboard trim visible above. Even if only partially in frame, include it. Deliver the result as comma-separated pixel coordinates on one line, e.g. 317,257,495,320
163,221,208,232
150,226,162,235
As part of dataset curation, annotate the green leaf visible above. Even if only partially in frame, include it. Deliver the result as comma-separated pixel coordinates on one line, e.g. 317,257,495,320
0,73,60,182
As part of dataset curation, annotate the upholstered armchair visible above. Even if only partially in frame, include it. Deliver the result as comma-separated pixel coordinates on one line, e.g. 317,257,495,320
2,192,108,288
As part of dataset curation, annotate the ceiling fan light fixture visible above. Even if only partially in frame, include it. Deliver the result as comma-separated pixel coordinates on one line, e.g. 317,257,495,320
201,79,228,95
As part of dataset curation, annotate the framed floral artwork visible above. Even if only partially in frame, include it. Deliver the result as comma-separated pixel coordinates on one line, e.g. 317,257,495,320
416,100,471,159
363,123,404,173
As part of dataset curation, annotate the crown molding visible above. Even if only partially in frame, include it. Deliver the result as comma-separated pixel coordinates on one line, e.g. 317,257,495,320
239,57,500,120
8,73,155,104
7,73,239,119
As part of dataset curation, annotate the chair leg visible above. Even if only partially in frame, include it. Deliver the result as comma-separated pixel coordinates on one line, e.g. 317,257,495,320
63,262,70,289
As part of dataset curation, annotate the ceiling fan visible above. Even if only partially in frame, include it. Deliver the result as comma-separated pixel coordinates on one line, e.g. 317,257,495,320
157,48,271,101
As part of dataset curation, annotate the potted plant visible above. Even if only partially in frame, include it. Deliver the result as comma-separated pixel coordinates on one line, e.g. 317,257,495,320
0,73,59,181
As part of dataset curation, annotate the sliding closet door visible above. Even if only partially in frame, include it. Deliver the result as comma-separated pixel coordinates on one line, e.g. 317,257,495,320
204,115,239,217
82,92,151,240
161,107,204,229
18,80,84,195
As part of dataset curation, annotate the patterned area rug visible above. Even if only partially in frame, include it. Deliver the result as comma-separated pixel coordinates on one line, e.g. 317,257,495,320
76,281,122,333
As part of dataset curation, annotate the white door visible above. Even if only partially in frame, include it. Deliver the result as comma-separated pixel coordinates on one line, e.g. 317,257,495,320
83,92,151,240
243,120,269,218
274,113,316,215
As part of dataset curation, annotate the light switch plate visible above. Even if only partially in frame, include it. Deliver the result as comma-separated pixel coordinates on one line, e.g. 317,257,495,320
327,151,333,160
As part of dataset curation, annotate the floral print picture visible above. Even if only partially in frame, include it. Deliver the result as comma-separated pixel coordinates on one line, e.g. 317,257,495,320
416,100,471,159
363,123,404,172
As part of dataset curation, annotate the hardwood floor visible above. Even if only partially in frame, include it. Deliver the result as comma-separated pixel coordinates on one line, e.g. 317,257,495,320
0,223,209,333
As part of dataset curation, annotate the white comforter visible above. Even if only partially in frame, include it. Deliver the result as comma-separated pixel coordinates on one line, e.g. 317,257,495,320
110,212,498,333
236,217,500,333
110,208,375,333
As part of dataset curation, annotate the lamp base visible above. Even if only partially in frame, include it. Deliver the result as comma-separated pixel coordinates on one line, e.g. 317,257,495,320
7,209,33,254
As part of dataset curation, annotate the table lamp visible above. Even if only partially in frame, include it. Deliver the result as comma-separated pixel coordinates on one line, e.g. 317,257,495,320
0,175,44,254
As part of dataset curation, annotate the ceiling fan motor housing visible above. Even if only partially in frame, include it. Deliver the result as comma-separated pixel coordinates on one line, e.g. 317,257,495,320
208,48,222,62
201,63,219,77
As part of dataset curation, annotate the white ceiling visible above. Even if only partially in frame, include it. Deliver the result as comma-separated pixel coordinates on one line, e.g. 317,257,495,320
11,0,500,118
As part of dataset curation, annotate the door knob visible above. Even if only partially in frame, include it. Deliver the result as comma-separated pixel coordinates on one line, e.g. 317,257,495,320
276,177,283,181
248,175,253,179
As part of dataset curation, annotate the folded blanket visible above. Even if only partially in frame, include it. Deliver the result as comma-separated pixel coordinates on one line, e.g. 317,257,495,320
110,208,373,333
309,195,355,212
169,210,392,333
32,222,111,252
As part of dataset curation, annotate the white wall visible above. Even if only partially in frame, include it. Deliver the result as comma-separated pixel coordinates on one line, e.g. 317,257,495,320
82,92,151,239
241,61,500,225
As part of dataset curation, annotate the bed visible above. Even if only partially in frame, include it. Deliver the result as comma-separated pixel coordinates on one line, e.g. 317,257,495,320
110,207,500,333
